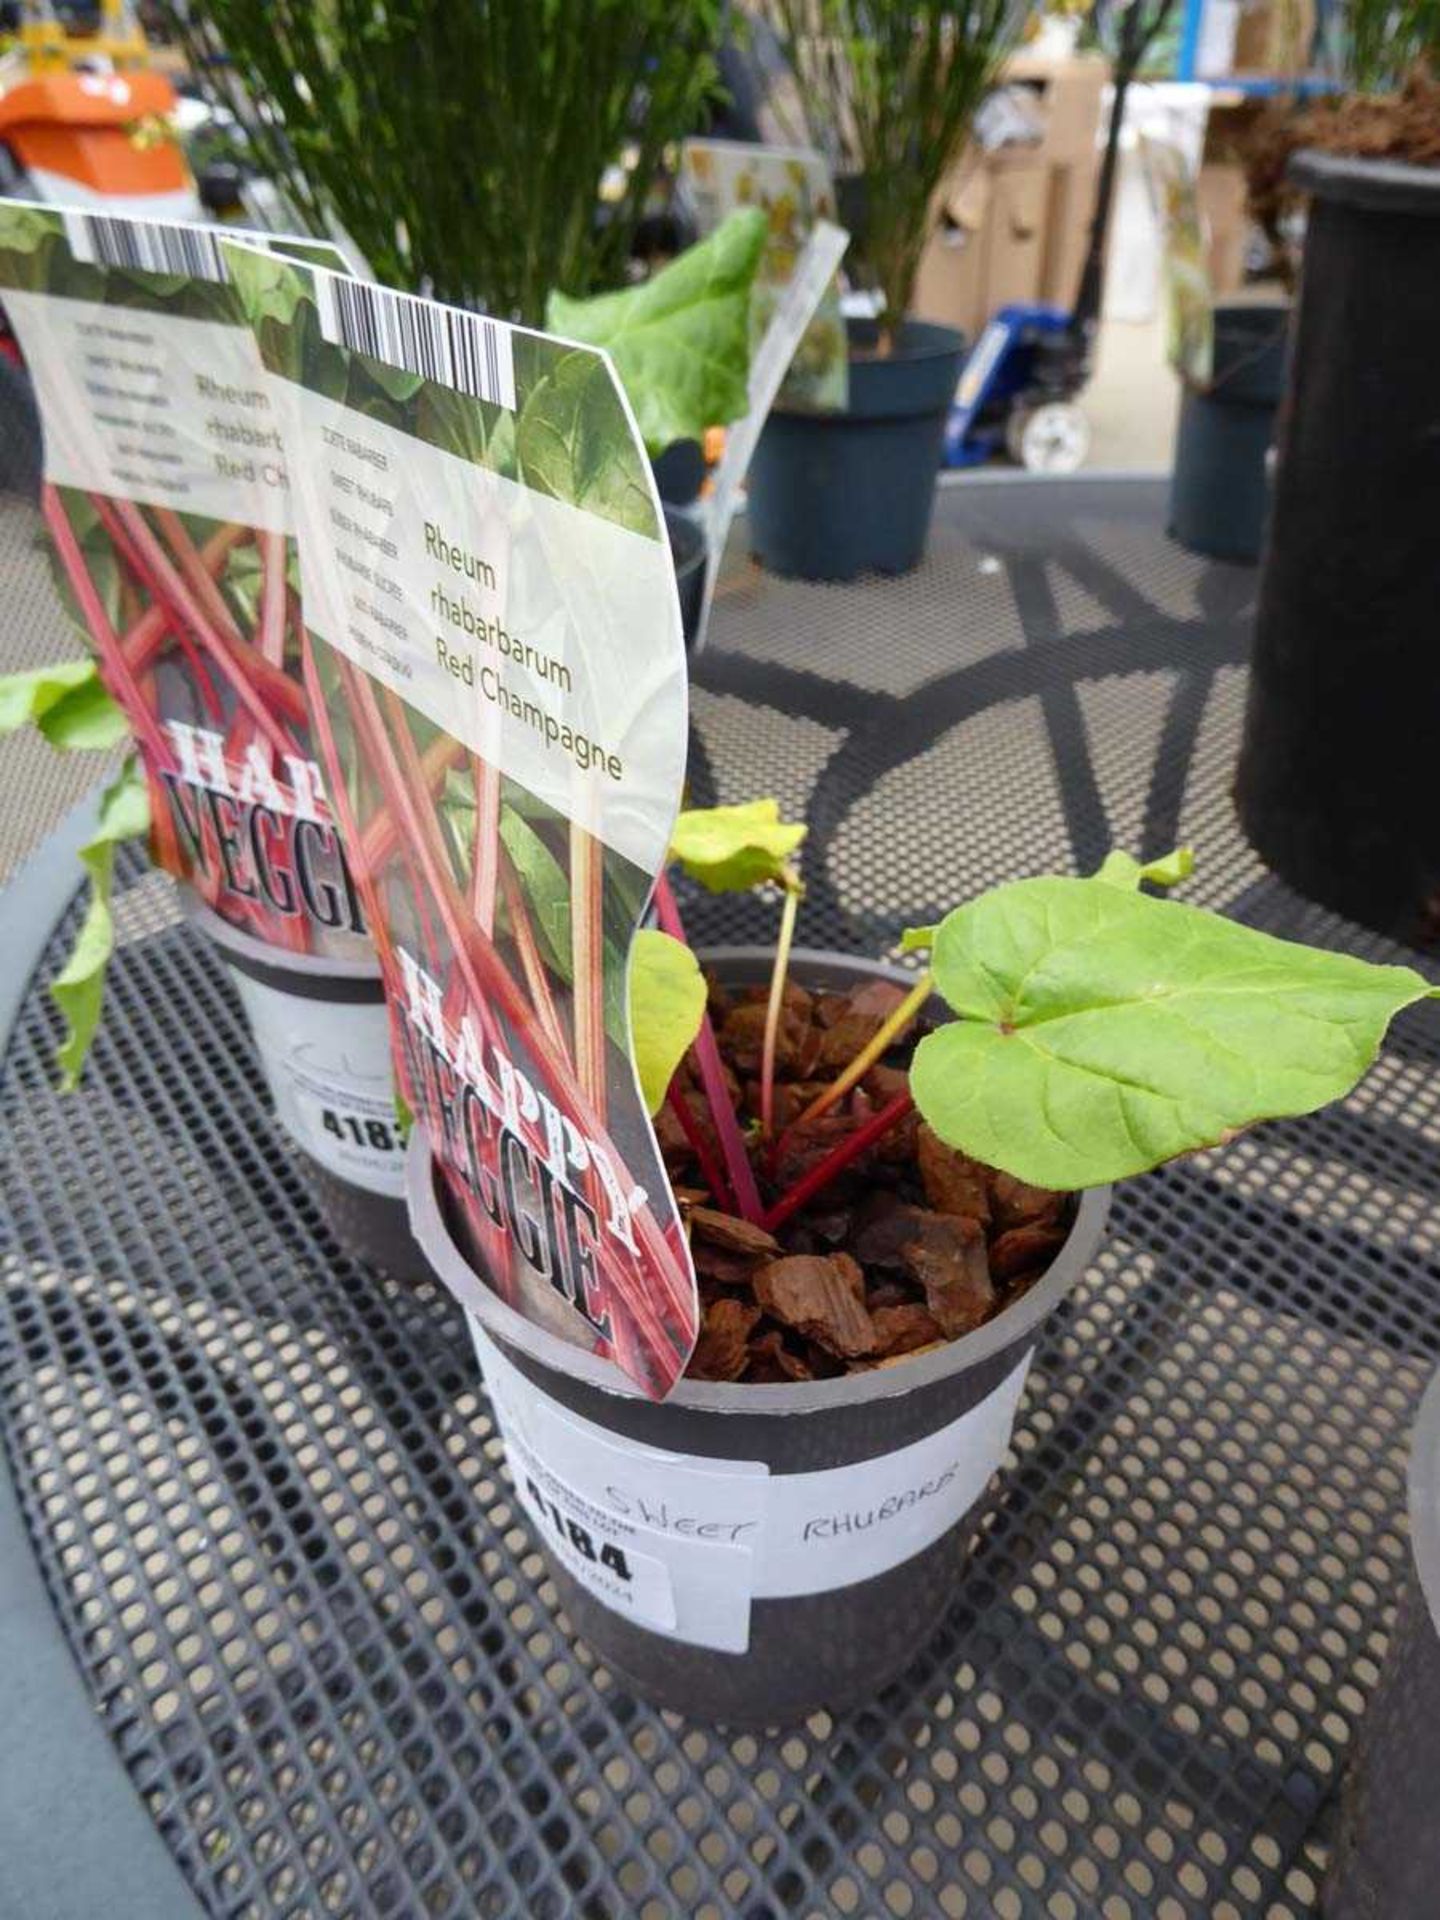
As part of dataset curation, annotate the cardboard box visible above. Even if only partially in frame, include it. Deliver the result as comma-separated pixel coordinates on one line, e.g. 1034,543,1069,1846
1198,158,1249,294
914,52,1108,338
1232,0,1316,75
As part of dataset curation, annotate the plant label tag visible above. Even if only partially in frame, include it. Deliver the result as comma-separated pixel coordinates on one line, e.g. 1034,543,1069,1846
698,217,850,646
230,246,699,1397
680,139,850,415
0,201,362,953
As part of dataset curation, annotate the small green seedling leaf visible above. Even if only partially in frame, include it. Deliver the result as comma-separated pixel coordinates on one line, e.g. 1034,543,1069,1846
899,924,937,954
629,928,707,1117
909,874,1438,1190
1096,846,1195,891
0,659,102,735
51,758,151,1089
546,208,769,454
669,799,806,894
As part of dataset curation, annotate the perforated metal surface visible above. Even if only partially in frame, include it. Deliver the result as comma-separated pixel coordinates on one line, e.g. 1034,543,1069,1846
4,477,1440,1918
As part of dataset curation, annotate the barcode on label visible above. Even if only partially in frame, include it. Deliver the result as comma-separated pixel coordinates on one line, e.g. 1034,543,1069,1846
313,270,516,411
63,211,228,282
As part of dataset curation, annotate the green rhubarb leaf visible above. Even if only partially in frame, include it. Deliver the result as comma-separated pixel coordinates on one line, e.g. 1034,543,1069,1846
0,659,100,735
36,675,130,752
629,928,706,1117
1096,846,1195,891
669,798,806,894
909,874,1439,1191
51,759,151,1090
546,207,768,454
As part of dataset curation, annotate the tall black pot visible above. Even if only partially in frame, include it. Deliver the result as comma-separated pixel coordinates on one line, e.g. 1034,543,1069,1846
1234,152,1440,944
746,318,965,582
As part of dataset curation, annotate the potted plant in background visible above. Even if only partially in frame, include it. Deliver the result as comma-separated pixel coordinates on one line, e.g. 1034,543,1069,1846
159,0,776,623
742,0,1031,580
1234,35,1440,947
411,803,1440,1723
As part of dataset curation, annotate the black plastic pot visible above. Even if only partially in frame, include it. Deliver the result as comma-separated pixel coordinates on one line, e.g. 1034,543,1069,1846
1235,152,1440,943
1168,301,1289,563
746,319,966,582
1323,1362,1440,1917
190,896,425,1282
408,948,1109,1724
665,505,707,649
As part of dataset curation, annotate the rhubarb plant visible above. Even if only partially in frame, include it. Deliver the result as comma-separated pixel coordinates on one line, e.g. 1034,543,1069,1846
632,833,1440,1228
547,208,769,455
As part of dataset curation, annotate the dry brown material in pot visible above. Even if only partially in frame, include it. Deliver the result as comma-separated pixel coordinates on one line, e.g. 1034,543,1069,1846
753,1253,876,1358
665,972,1074,1385
688,1298,762,1382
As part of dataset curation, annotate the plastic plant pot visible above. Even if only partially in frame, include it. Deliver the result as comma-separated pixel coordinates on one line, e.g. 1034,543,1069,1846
407,948,1110,1724
1323,1360,1440,1917
1168,300,1289,564
664,505,707,649
188,894,425,1282
1235,152,1440,944
746,320,966,582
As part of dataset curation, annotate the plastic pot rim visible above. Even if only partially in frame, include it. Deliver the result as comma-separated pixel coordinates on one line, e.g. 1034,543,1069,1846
1289,148,1440,217
405,941,1111,1417
184,888,381,987
1409,1362,1440,1633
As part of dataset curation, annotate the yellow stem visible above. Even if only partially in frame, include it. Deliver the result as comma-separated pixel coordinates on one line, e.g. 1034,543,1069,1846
760,882,802,1141
792,970,934,1131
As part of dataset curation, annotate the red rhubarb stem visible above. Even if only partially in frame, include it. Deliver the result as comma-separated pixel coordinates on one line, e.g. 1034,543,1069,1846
652,871,766,1226
763,1092,915,1234
499,852,570,1063
153,508,244,646
571,820,607,1126
468,754,501,935
121,523,247,675
92,496,307,753
666,1086,736,1213
256,529,288,668
41,486,173,771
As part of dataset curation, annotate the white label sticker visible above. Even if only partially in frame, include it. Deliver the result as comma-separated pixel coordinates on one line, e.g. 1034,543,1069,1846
229,973,403,1196
279,379,685,877
3,290,293,531
469,1318,1031,1652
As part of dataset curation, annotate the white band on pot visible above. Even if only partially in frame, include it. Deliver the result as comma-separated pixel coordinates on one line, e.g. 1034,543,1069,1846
229,971,404,1197
471,1318,1030,1655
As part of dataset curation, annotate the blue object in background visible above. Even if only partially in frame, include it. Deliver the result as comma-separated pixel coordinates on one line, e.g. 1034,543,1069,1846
942,304,1089,471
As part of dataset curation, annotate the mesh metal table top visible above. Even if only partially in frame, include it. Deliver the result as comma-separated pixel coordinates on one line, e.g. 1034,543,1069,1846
3,476,1439,1920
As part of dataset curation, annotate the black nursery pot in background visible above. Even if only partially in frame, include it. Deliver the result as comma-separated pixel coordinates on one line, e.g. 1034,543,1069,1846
1168,300,1288,564
1235,152,1440,944
746,318,965,582
664,506,707,650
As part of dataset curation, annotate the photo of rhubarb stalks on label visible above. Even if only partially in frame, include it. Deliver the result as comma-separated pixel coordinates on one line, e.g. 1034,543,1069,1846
0,204,363,1009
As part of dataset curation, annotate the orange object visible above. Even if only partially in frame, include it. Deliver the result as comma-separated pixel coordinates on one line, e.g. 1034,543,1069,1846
0,71,190,197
